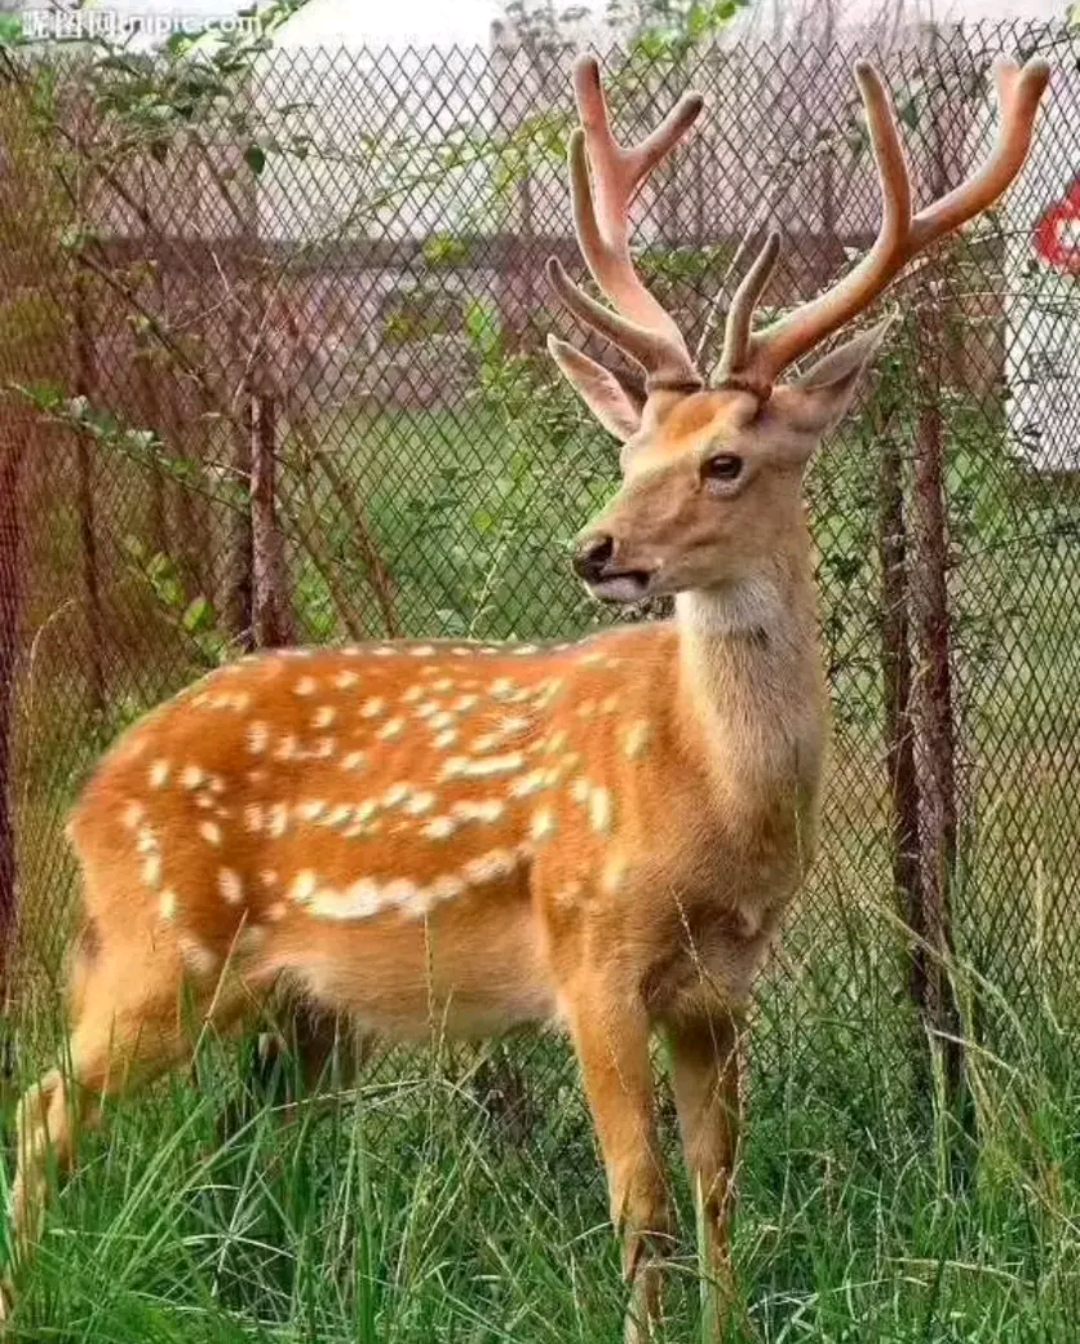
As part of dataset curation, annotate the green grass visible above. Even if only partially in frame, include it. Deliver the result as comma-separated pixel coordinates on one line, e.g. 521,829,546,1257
3,959,1079,1342
6,375,1080,1340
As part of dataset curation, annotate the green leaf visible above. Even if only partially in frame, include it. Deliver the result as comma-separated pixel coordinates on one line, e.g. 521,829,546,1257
470,507,495,536
182,596,216,633
244,143,266,176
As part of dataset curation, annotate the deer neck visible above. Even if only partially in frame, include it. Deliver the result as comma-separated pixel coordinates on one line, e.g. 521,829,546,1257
673,553,827,810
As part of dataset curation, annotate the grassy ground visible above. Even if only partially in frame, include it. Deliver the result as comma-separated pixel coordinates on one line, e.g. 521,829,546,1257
5,377,1080,1340
2,970,1078,1342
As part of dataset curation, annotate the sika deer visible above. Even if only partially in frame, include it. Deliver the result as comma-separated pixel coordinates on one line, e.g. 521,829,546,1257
2,52,1048,1340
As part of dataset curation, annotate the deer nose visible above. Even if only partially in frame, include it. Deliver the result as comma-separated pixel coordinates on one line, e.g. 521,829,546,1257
572,533,614,583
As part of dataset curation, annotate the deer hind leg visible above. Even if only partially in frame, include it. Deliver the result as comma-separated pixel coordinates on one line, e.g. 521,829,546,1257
564,978,673,1343
1,934,248,1325
220,1003,372,1144
665,1007,744,1343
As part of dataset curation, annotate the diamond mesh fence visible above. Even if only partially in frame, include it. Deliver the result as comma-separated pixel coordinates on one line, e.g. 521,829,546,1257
0,20,1078,1188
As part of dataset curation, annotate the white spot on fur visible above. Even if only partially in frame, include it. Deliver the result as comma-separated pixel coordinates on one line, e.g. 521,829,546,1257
410,645,435,656
135,825,158,855
442,752,524,781
429,711,455,731
570,777,590,804
312,705,337,729
199,821,223,846
159,889,177,921
383,782,410,807
148,760,170,789
401,686,423,704
180,765,204,790
218,868,244,905
246,721,269,755
377,718,405,741
430,873,466,901
141,854,162,887
510,770,547,799
512,645,538,655
295,677,317,696
589,788,613,834
311,878,381,920
452,694,480,713
267,901,287,921
291,871,318,905
602,854,627,895
341,750,367,772
464,849,517,884
260,870,279,889
326,804,353,828
334,670,360,689
624,721,651,760
531,808,557,841
423,815,456,840
404,790,435,815
434,729,458,749
452,799,503,824
299,800,327,822
490,679,514,700
383,877,419,905
274,735,299,762
122,801,145,830
361,697,386,718
268,803,289,838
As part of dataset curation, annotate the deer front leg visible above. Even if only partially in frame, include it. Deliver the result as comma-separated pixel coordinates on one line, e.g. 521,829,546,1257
564,980,673,1343
665,1007,744,1342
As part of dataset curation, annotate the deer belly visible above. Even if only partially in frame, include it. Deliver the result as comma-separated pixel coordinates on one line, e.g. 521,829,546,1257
266,893,556,1041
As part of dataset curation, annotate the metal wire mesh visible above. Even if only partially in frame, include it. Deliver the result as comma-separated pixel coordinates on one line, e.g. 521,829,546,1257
0,20,1078,1176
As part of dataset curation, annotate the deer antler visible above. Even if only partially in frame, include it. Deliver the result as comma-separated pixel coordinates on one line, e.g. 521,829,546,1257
546,55,705,393
716,54,1051,394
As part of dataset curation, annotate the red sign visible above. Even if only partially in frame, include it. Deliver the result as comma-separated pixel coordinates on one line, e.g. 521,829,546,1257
1034,180,1080,273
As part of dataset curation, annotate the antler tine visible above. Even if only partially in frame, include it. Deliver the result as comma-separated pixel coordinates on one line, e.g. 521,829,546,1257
911,55,1051,245
716,231,782,390
547,54,705,393
545,256,697,387
723,54,1050,392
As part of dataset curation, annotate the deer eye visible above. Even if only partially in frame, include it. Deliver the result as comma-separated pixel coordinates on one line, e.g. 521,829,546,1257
702,453,743,484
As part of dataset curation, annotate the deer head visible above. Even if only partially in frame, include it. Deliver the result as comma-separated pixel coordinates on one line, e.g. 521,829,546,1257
547,55,1049,607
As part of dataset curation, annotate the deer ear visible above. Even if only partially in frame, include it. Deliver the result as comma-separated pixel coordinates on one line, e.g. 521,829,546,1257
778,315,895,437
548,336,646,441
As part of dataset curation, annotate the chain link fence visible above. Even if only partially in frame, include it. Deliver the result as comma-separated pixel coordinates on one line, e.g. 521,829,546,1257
0,19,1078,1172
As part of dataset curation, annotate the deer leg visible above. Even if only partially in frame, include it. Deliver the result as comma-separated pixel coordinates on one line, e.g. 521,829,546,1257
665,1007,744,1342
2,949,246,1326
565,982,673,1343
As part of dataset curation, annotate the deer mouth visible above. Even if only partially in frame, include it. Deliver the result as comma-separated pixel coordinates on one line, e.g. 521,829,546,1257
588,570,653,604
